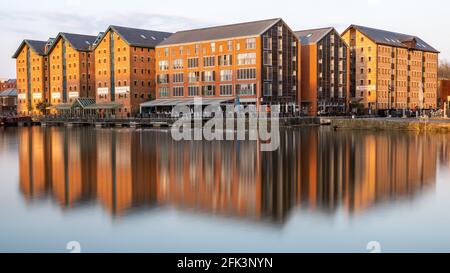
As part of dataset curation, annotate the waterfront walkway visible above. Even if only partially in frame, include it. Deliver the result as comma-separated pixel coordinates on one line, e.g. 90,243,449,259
27,116,321,128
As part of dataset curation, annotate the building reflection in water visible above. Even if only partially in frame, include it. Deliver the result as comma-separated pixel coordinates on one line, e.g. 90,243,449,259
18,127,448,222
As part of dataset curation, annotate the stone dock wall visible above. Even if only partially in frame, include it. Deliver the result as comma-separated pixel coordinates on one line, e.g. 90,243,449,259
331,118,450,133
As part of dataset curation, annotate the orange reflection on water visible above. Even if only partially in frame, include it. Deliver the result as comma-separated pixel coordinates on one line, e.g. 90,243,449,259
18,127,449,222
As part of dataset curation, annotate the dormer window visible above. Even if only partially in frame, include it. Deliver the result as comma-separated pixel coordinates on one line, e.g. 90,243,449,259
140,34,147,39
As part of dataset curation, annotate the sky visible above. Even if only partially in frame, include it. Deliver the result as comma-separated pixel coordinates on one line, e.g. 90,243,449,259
0,0,448,78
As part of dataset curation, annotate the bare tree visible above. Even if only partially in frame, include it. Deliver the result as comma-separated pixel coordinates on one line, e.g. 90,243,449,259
439,59,450,79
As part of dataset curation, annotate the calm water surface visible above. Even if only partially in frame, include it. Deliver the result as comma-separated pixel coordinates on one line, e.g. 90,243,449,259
1,126,450,253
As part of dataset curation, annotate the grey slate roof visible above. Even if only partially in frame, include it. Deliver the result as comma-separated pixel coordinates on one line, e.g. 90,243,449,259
74,98,96,108
60,33,98,51
295,27,334,45
105,25,173,48
158,18,282,46
26,40,47,55
47,32,98,55
346,25,439,53
0,88,18,97
12,40,47,58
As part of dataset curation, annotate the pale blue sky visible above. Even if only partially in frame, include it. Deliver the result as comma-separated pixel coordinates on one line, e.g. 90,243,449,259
1,0,448,78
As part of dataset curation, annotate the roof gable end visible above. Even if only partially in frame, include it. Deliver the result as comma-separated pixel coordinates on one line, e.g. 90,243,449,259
12,39,47,58
295,27,334,45
344,24,439,53
47,32,98,55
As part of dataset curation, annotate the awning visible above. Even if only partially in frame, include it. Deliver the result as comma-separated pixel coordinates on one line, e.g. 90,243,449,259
55,103,73,110
74,98,96,109
0,88,17,97
140,98,235,108
84,102,122,110
50,98,97,111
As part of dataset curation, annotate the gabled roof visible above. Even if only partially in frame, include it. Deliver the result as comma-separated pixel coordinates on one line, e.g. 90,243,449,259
0,79,16,84
295,27,334,45
158,18,282,46
74,97,96,108
47,32,98,55
0,88,17,97
343,25,439,53
12,40,47,58
94,25,173,49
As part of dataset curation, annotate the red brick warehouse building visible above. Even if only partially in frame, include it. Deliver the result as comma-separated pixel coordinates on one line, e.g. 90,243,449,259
0,79,16,92
141,18,301,113
439,79,450,109
92,26,172,118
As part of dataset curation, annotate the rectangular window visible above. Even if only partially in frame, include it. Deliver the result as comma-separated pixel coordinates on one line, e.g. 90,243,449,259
158,87,168,97
203,56,215,67
173,59,183,70
188,58,199,68
236,84,256,96
246,38,256,49
220,84,233,96
227,41,233,51
263,35,272,50
188,72,200,83
158,60,169,71
218,55,232,66
202,85,216,96
172,73,184,83
263,82,272,96
220,70,233,82
188,86,200,97
277,25,283,36
264,67,273,81
194,44,200,55
237,53,256,65
202,71,215,82
173,86,184,97
263,52,272,66
157,74,169,84
237,68,256,80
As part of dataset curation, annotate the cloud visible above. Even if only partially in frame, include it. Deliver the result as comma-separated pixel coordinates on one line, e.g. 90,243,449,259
367,0,382,6
65,0,81,7
0,10,214,77
0,10,213,39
